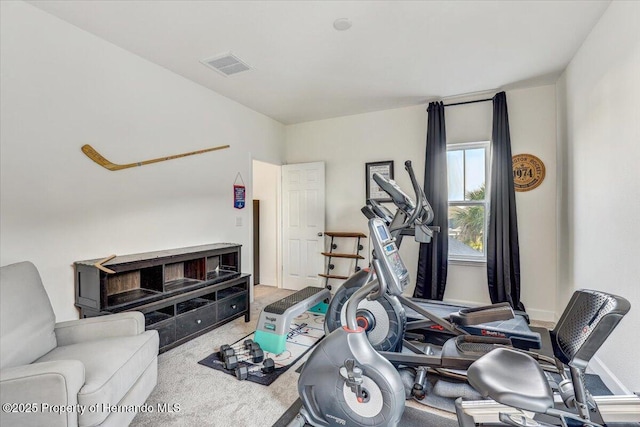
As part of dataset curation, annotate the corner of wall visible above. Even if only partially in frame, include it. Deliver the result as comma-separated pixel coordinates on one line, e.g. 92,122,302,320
554,73,574,318
588,356,632,395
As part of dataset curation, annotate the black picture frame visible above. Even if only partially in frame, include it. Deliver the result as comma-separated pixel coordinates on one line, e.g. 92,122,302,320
365,161,394,202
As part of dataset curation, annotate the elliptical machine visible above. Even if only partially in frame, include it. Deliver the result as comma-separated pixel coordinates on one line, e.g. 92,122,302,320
288,217,410,427
325,161,542,355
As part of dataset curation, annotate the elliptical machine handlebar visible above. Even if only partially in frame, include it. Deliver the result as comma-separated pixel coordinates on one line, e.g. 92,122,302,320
404,160,434,226
371,161,434,237
372,172,415,213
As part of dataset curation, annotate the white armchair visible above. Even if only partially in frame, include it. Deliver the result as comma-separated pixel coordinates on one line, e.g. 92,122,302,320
0,261,159,427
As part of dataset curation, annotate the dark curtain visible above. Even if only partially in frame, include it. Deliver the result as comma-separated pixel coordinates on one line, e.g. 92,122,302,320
414,101,448,300
487,92,524,311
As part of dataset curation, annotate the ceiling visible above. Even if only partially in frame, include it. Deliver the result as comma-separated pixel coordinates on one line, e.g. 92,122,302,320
27,1,610,125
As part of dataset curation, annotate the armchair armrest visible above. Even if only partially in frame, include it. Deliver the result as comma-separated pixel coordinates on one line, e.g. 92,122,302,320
55,311,145,346
1,360,85,427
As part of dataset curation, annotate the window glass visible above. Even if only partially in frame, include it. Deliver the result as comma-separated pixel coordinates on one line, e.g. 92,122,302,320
464,148,485,199
447,142,489,261
447,150,464,201
448,205,485,257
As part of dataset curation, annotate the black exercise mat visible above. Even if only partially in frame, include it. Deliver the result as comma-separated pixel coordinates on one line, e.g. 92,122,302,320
198,312,325,385
272,398,459,427
199,347,283,386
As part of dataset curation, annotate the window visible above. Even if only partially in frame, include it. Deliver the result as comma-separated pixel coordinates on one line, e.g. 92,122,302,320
447,142,489,262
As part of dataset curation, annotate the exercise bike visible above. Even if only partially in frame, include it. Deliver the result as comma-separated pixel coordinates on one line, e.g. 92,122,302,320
287,217,410,427
456,288,640,427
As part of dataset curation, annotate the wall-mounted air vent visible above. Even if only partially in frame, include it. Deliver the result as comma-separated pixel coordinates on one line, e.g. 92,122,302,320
200,53,252,77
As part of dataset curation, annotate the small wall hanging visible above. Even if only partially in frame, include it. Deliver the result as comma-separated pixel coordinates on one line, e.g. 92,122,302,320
234,172,246,209
512,153,545,192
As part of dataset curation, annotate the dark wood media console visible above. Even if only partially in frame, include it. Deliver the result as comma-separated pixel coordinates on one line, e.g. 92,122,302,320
74,243,250,353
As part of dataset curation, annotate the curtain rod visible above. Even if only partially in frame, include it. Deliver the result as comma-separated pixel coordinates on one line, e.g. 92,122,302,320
444,97,493,107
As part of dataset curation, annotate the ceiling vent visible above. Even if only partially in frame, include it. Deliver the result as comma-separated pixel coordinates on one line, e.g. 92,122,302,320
200,53,252,77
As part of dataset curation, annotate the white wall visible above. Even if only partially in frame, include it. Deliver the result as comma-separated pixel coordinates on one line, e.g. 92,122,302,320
0,1,285,321
285,85,557,320
506,86,557,320
557,0,640,392
252,160,280,287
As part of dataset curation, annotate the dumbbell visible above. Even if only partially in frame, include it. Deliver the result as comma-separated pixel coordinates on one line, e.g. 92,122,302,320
219,339,255,355
235,358,275,380
218,340,256,359
221,342,261,361
224,347,265,370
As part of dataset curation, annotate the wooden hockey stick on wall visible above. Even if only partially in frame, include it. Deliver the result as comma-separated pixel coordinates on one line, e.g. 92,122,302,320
81,144,230,171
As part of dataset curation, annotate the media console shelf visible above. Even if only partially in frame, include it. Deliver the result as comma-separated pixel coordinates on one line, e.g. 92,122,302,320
74,243,250,353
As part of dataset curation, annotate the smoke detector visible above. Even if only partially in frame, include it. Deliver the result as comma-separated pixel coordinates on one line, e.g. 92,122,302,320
333,18,352,31
200,53,252,77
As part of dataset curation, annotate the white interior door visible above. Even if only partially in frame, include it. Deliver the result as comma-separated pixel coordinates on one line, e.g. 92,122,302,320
282,162,325,290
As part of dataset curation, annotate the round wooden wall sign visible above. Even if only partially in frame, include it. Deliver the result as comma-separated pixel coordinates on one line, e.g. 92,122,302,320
512,153,545,192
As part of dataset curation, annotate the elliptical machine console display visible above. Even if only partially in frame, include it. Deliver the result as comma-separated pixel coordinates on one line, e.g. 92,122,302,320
369,220,409,296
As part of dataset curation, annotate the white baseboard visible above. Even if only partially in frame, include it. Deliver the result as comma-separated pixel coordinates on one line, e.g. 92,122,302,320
587,356,632,395
524,308,556,323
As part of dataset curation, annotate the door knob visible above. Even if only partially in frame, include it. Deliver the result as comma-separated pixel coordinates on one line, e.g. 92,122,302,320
317,232,323,237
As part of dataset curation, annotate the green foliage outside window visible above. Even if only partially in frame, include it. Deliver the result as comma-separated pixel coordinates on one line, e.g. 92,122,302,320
450,184,485,251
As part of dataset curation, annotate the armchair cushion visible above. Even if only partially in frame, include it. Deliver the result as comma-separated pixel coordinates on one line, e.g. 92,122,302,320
0,261,57,369
0,360,85,427
36,330,159,426
55,311,145,346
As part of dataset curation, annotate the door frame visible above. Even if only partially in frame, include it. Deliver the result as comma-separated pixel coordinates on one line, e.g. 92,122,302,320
251,159,283,289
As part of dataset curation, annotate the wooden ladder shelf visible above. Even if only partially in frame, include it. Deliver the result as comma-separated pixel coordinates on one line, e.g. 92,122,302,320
319,231,367,290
